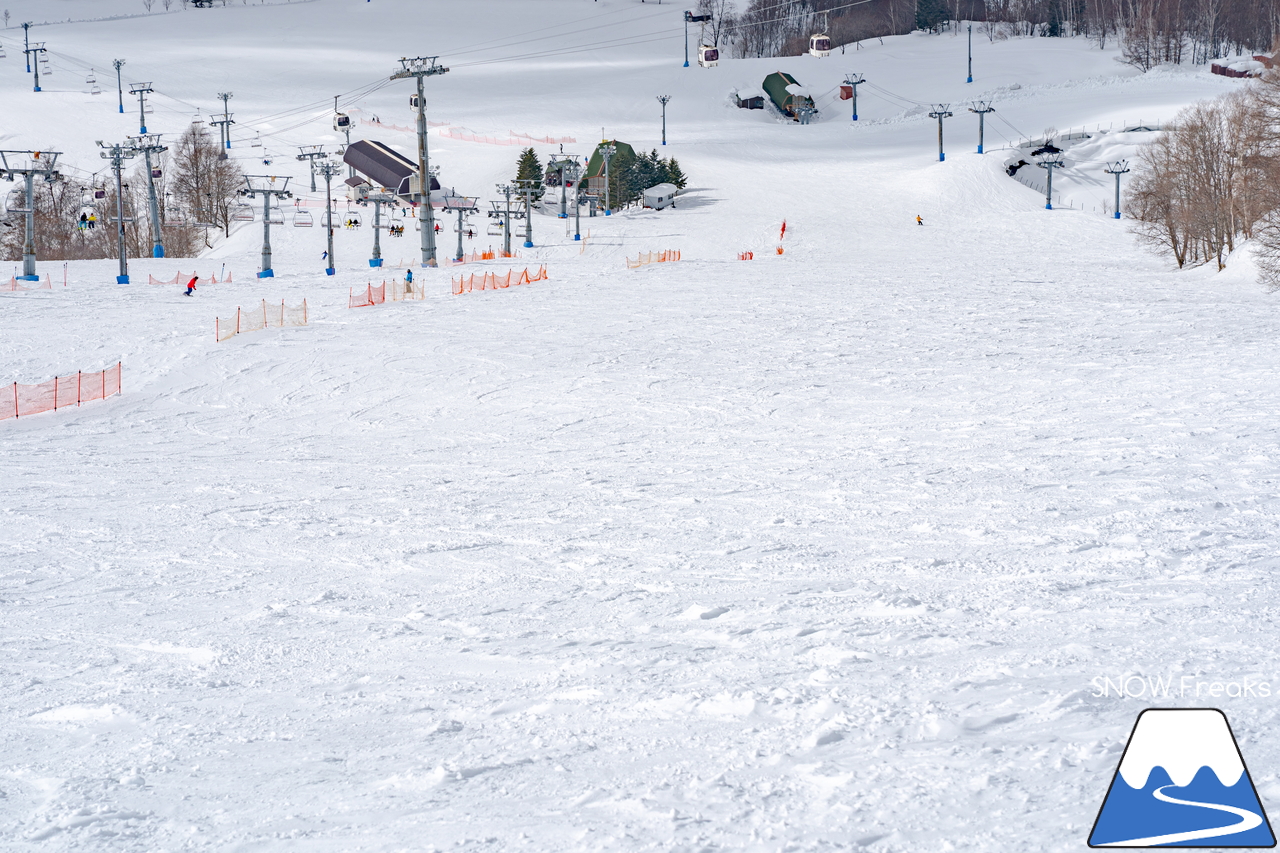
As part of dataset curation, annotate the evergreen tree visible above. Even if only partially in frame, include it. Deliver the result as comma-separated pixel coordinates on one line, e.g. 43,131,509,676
664,158,688,190
914,0,948,32
514,147,544,200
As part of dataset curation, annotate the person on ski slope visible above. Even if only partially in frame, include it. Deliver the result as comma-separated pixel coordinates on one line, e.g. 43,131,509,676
916,215,923,225
185,275,197,296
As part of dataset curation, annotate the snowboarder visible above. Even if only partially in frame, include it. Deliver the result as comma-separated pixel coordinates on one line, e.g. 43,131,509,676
916,215,923,226
185,275,197,296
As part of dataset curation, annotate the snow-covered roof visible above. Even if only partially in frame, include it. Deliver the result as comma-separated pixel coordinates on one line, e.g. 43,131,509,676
736,87,765,100
785,84,811,97
644,183,678,195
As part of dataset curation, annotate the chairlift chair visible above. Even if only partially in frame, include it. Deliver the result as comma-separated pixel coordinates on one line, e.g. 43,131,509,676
250,133,262,148
0,46,7,59
231,203,254,222
85,69,97,85
697,45,719,67
267,206,284,225
808,33,832,57
293,210,313,227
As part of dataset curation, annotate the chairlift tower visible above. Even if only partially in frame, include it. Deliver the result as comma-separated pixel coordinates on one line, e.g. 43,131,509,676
24,43,46,92
0,149,61,280
97,141,138,283
548,155,577,218
296,145,325,192
967,23,973,83
126,134,168,258
22,22,31,73
657,95,672,145
968,101,995,154
1104,160,1130,219
391,56,449,268
600,143,616,215
240,175,292,278
213,92,234,157
444,196,480,262
515,180,540,248
113,59,125,114
129,82,153,134
493,183,517,256
683,12,711,68
572,159,584,241
355,185,401,267
843,74,864,121
317,160,341,275
928,104,953,161
1037,154,1065,210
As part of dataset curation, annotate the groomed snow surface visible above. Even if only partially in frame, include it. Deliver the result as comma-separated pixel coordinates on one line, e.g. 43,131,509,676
2,2,1280,851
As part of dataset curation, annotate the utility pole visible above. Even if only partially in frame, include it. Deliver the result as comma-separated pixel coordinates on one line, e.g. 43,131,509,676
22,23,31,73
0,149,61,281
967,23,973,83
391,56,449,268
1104,160,1129,219
600,142,616,215
317,160,340,275
24,43,46,92
928,104,953,162
239,176,292,278
113,59,125,114
97,140,138,283
968,101,995,154
843,74,864,121
213,92,234,157
1037,155,1064,210
128,82,153,135
657,95,672,145
127,134,168,258
296,145,325,193
548,155,576,218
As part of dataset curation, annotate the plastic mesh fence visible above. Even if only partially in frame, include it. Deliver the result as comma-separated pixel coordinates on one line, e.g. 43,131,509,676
3,363,121,421
349,283,387,308
3,276,53,291
216,300,308,341
626,250,682,269
451,266,547,295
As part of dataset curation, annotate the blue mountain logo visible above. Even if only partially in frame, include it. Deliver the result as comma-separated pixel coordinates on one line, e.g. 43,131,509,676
1090,708,1275,847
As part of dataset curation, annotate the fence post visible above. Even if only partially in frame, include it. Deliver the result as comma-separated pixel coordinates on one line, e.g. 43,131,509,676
53,375,58,411
216,317,219,341
117,362,121,396
303,299,307,324
101,367,105,400
77,371,81,406
262,300,267,328
236,307,241,334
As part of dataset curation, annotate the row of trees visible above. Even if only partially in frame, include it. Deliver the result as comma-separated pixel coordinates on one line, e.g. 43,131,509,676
695,0,1275,67
0,123,242,263
1127,70,1280,286
512,147,688,210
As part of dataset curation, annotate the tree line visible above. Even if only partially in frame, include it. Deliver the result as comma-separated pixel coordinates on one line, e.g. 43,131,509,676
1127,70,1280,287
514,147,687,210
695,0,1275,67
1,123,243,263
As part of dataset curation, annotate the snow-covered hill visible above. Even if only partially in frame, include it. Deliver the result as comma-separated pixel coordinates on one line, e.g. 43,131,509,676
1,2,1277,851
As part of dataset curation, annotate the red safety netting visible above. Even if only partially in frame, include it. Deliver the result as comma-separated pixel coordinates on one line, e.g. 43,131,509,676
451,266,548,295
738,251,754,260
441,127,520,146
444,250,517,266
389,278,425,301
149,271,233,286
508,131,577,144
626,250,682,269
3,362,121,421
349,283,387,308
216,299,308,342
3,275,53,291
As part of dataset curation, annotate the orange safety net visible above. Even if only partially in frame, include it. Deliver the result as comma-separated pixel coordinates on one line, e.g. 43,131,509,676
451,266,548,295
738,251,754,260
625,250,682,269
216,299,308,341
148,271,233,286
3,362,121,421
508,131,577,144
3,275,53,291
389,278,426,301
444,250,516,266
349,283,387,308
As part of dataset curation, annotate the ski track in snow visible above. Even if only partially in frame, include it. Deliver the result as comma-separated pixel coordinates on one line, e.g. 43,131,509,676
1,2,1279,851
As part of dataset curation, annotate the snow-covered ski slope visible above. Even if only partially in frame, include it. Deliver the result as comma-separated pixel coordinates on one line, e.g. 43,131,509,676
2,2,1278,851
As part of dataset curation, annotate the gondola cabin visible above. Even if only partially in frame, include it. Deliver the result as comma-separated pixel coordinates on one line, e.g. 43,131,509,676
698,45,719,68
809,34,832,58
333,113,351,131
